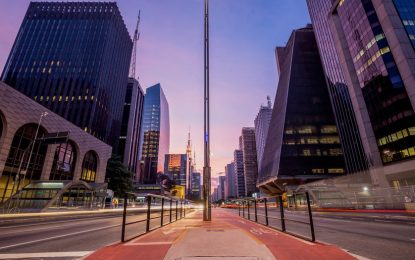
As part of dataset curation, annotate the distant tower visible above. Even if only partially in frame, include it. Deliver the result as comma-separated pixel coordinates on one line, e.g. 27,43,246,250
267,96,272,108
186,130,192,197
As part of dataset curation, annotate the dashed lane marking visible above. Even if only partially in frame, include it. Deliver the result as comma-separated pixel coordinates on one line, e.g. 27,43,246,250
0,251,92,259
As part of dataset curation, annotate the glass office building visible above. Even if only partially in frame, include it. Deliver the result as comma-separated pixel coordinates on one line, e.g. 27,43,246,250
393,0,415,49
330,0,415,168
306,0,369,174
140,84,170,184
234,149,245,198
1,2,132,147
258,25,346,194
164,154,187,187
117,78,144,177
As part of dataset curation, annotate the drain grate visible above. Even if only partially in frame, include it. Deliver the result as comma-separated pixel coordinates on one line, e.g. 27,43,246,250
206,229,225,232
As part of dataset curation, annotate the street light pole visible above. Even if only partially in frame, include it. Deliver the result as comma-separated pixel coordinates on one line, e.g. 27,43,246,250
203,0,211,221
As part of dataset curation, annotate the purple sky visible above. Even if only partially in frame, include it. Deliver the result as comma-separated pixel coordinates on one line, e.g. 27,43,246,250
0,0,310,179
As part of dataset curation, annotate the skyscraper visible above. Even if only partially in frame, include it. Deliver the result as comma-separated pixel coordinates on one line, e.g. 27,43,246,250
186,132,192,197
234,149,246,198
240,127,258,196
164,154,187,187
117,78,144,180
254,96,273,171
327,0,415,187
257,25,346,194
141,83,170,184
190,171,201,199
1,2,132,147
306,0,369,175
225,162,237,199
218,175,226,201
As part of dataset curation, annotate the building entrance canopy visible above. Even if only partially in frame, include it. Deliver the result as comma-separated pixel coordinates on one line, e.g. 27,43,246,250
2,180,107,213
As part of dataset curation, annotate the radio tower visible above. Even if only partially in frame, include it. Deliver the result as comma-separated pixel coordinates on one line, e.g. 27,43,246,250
129,11,141,79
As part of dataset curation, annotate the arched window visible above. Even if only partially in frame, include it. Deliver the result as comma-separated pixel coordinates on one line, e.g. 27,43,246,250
50,141,77,180
0,113,4,140
0,124,47,203
80,151,98,182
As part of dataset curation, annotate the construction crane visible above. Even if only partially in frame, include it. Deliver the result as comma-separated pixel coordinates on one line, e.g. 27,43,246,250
129,11,141,79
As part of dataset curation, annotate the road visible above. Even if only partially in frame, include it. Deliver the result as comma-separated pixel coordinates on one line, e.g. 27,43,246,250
228,207,415,260
0,208,414,259
0,208,179,259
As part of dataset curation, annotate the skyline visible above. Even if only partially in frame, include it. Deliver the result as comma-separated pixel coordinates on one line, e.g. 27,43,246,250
0,0,311,177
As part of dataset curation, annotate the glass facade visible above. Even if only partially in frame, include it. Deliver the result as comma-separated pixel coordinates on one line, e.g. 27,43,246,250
240,127,258,197
0,2,132,147
50,141,77,180
233,149,245,198
393,0,415,49
164,154,187,186
80,151,98,183
0,124,47,203
258,25,346,189
335,0,415,164
117,78,144,175
306,0,369,174
190,172,201,199
140,84,170,184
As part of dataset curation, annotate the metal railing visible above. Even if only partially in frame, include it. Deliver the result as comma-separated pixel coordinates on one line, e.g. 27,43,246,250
237,192,315,242
121,193,195,242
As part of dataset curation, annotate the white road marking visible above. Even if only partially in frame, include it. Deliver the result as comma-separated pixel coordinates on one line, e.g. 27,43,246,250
0,223,121,250
374,219,392,223
410,238,415,241
0,251,92,259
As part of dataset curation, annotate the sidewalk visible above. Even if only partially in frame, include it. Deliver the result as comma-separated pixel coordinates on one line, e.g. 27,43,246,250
86,208,356,260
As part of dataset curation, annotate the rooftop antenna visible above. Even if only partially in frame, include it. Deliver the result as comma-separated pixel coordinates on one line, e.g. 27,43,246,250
129,11,141,79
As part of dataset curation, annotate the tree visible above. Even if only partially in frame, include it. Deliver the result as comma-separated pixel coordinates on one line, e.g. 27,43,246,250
105,154,133,197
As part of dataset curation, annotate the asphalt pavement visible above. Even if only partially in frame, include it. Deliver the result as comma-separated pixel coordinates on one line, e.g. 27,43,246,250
0,208,414,259
229,208,415,260
0,209,170,259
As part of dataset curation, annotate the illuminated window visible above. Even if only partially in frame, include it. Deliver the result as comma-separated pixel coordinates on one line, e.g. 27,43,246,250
312,169,324,174
285,128,294,134
298,127,313,134
307,138,318,144
321,126,337,134
302,149,311,156
329,149,342,156
320,137,340,144
80,151,98,182
328,168,344,174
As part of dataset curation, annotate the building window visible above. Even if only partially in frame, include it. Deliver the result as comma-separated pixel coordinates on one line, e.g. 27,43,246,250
50,141,77,180
0,124,47,203
328,168,344,174
0,114,3,140
80,151,98,182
